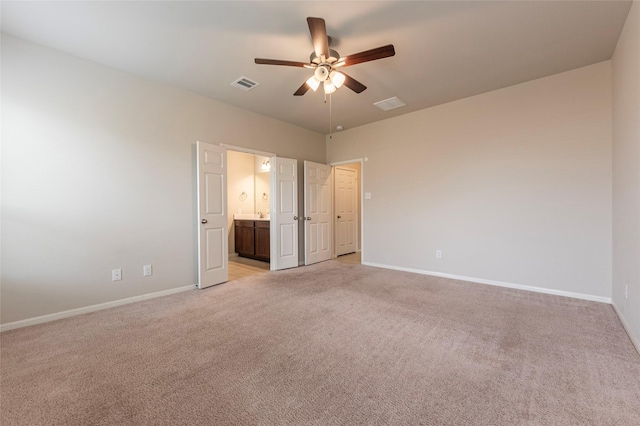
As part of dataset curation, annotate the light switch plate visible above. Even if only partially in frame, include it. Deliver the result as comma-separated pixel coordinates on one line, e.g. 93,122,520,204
365,192,372,199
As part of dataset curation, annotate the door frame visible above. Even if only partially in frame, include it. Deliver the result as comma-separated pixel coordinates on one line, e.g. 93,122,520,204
220,144,274,159
328,158,365,260
220,144,276,271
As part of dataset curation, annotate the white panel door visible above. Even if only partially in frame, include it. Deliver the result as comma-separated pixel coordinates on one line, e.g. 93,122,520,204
335,167,357,256
197,141,228,289
270,157,299,270
304,161,332,265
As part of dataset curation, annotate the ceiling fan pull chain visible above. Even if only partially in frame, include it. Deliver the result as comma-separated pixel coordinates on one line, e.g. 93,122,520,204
329,93,333,138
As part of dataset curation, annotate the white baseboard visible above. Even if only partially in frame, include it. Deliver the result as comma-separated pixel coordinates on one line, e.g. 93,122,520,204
611,302,640,356
0,284,196,333
362,261,612,304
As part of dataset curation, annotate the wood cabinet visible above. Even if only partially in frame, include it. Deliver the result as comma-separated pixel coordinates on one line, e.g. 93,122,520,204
234,220,270,262
254,221,270,261
234,220,255,257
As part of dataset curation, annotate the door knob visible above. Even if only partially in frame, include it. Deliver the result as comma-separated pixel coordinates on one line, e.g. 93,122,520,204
337,215,342,219
294,216,299,220
201,219,208,224
306,217,311,221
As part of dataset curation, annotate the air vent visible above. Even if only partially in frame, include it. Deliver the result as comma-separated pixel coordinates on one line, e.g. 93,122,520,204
374,97,407,112
231,76,259,91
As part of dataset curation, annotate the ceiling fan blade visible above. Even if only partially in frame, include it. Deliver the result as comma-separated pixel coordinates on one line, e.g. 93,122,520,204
294,81,311,96
341,72,367,94
307,17,329,59
337,44,396,67
255,58,309,67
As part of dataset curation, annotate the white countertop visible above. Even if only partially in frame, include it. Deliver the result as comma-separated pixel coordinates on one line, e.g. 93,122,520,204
234,214,270,221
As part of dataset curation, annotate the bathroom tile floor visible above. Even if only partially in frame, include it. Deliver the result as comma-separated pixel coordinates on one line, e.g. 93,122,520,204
228,252,361,281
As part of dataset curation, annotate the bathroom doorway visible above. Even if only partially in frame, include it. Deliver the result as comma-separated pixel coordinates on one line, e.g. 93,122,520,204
226,148,274,278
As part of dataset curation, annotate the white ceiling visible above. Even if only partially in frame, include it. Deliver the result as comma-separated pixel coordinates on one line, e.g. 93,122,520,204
1,1,632,134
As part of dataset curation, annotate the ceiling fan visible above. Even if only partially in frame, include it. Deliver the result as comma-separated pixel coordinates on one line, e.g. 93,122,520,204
255,17,395,96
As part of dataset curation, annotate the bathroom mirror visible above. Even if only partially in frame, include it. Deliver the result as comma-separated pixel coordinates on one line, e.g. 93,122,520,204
255,172,270,215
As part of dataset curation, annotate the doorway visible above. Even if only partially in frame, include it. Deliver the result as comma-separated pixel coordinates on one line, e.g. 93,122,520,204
226,148,274,279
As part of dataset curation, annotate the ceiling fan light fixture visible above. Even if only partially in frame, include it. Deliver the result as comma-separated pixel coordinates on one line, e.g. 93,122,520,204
306,76,320,91
329,71,345,88
324,80,336,94
314,66,329,82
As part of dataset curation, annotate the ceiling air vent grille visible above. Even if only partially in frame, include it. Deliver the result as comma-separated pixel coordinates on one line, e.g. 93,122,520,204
374,97,407,112
231,76,259,91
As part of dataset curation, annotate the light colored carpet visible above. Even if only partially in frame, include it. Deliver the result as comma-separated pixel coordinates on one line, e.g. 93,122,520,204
2,260,639,425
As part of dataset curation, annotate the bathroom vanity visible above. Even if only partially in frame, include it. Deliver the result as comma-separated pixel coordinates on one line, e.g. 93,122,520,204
234,218,270,262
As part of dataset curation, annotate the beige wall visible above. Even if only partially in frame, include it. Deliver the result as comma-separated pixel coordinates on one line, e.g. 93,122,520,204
612,1,640,348
327,62,612,301
1,35,325,324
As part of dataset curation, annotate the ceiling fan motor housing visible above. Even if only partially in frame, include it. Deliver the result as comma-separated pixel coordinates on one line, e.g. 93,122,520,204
310,49,340,65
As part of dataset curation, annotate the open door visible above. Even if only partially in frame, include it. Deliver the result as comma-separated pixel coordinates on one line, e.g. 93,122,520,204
270,157,299,270
197,141,228,289
304,161,332,265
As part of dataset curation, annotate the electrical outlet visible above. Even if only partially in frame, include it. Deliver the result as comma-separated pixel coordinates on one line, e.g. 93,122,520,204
143,265,152,277
436,250,442,259
112,269,122,281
